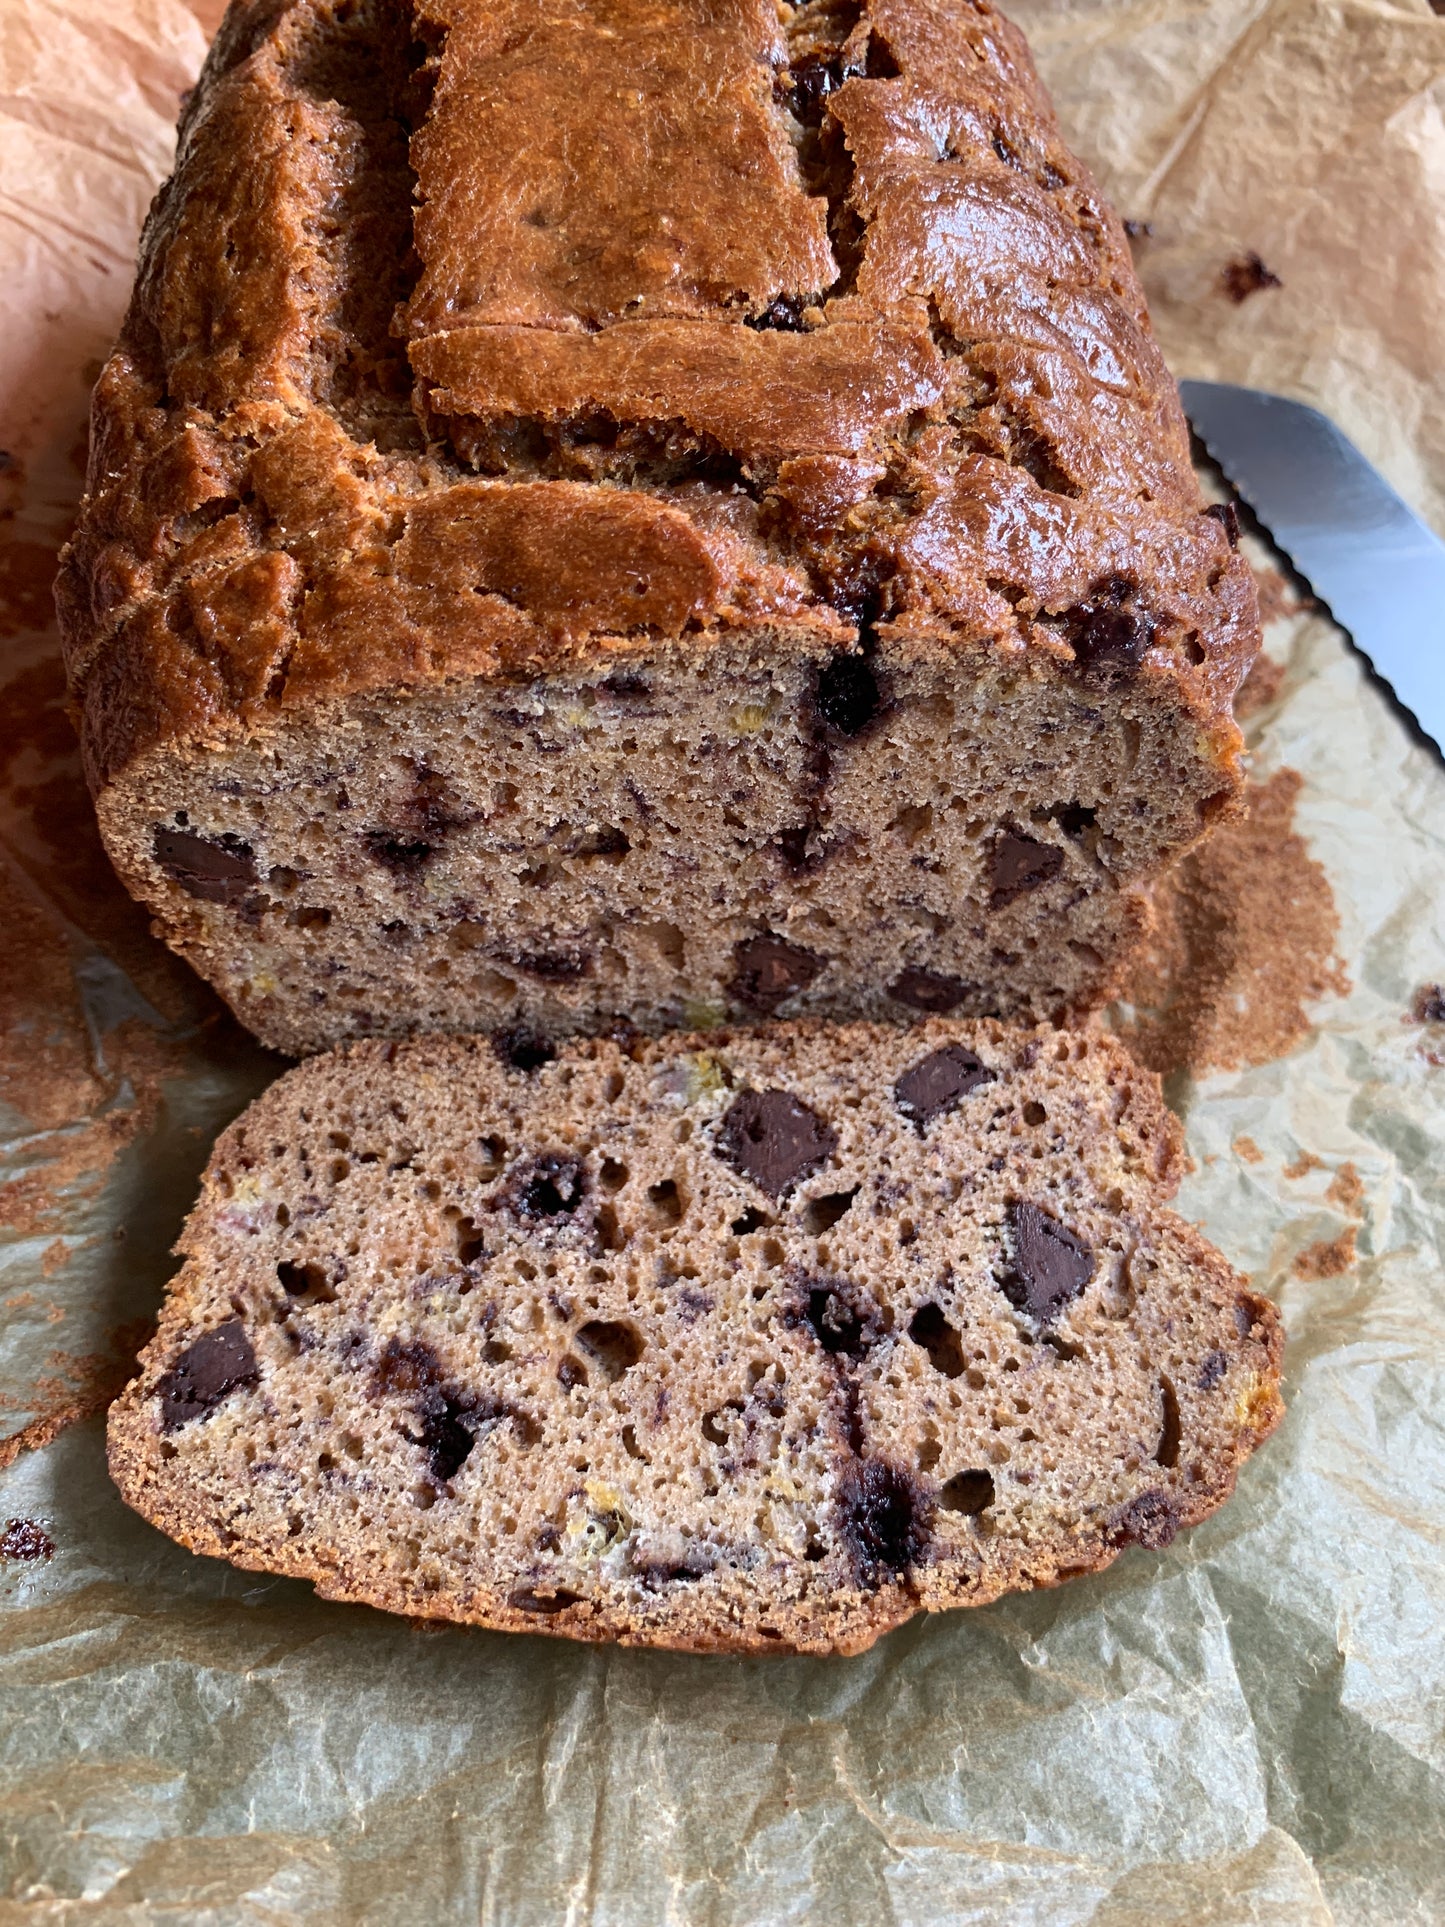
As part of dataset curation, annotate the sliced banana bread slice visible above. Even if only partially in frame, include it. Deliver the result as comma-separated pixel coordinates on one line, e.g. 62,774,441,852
108,1021,1282,1654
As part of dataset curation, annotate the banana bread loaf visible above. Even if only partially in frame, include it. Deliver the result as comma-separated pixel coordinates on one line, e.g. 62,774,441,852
59,0,1259,1055
108,1019,1283,1654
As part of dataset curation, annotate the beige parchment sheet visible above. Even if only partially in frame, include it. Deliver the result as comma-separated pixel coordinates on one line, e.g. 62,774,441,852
2,3,1444,1921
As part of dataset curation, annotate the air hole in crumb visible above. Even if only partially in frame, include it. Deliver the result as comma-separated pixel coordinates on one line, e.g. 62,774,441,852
276,1259,335,1302
557,1355,588,1390
760,1238,785,1268
898,1219,917,1248
275,1203,290,1228
815,652,881,736
939,1470,995,1515
702,1407,734,1446
731,1207,771,1235
455,1216,485,1266
1022,1100,1047,1127
492,1026,555,1072
595,1204,626,1252
622,1424,646,1460
328,1131,351,1151
603,1071,625,1102
518,1157,586,1218
907,1303,965,1378
482,1339,512,1365
917,1436,942,1473
647,1178,683,1223
803,1188,858,1235
599,1158,629,1192
575,1319,644,1384
1156,1376,1182,1468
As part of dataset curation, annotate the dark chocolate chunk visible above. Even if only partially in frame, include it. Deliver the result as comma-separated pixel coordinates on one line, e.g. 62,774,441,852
1109,1490,1180,1550
749,293,810,331
728,934,826,1013
557,1355,588,1391
155,1320,258,1431
1062,576,1156,677
715,1089,838,1198
1197,1348,1228,1392
1204,500,1241,548
1156,1377,1182,1468
1222,251,1282,303
788,50,845,123
987,829,1064,909
373,1337,516,1483
1412,983,1445,1024
1122,218,1154,241
0,1518,54,1561
1001,1202,1094,1324
491,1026,556,1073
938,1469,994,1516
814,652,881,736
895,1044,994,1127
152,827,257,906
907,1303,966,1378
836,1459,932,1589
887,967,974,1015
512,1154,587,1219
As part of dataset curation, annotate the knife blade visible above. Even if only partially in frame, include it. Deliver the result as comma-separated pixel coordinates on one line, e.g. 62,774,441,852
1180,379,1445,756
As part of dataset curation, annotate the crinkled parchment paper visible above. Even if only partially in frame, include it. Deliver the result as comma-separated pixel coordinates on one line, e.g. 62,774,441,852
2,3,1444,1921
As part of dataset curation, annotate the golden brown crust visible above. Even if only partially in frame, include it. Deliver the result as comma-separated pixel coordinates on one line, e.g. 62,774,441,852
58,0,1258,793
107,1020,1283,1654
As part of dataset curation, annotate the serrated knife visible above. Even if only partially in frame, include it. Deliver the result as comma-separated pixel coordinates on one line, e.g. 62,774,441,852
1180,379,1445,756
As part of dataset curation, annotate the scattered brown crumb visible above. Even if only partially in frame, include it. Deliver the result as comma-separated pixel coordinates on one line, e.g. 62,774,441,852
1233,1136,1264,1164
1235,654,1286,719
1113,770,1348,1076
0,535,63,639
0,1518,54,1562
39,1239,70,1278
1223,252,1283,302
1284,1151,1324,1181
0,1321,153,1474
1325,1162,1365,1218
1253,565,1306,626
1292,1229,1358,1279
1411,984,1445,1024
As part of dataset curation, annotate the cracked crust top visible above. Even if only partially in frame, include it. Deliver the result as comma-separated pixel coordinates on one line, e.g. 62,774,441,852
58,0,1257,793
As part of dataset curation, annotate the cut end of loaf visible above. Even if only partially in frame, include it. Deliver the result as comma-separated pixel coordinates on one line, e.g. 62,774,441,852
107,1020,1282,1654
102,635,1239,1055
